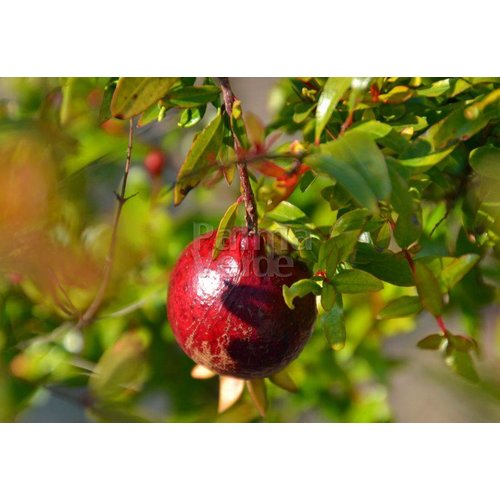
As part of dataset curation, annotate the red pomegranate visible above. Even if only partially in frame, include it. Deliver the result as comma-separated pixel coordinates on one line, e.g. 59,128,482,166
167,227,317,379
144,149,166,177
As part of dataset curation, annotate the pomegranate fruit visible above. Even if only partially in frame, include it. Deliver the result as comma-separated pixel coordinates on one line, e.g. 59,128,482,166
167,227,317,379
144,149,166,177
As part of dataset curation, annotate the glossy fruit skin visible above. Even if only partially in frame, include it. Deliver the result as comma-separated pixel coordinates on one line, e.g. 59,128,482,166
144,149,166,177
167,228,317,379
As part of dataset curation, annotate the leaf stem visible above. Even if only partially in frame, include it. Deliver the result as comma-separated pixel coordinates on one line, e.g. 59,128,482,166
218,77,258,233
77,118,135,329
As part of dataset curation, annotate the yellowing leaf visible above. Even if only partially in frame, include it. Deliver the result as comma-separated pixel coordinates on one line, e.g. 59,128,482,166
111,77,178,119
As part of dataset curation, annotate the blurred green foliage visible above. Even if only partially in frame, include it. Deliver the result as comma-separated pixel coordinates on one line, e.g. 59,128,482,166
0,77,499,422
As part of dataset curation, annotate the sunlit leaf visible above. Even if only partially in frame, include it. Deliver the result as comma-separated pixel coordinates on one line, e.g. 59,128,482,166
350,120,391,139
212,200,240,260
416,79,450,97
266,201,308,223
440,254,480,291
283,279,322,310
398,146,456,169
420,89,500,151
111,77,178,119
174,111,223,205
315,77,351,143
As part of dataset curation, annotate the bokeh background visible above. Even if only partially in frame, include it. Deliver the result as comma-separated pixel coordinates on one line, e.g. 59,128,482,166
0,77,499,422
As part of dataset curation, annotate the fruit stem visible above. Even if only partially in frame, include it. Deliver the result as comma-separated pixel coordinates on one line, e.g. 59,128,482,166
77,118,135,329
218,77,258,233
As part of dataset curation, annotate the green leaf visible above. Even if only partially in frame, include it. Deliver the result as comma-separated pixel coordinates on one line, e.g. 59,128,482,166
333,230,361,263
174,111,223,205
137,103,164,127
178,106,206,128
99,78,118,123
448,334,478,353
440,254,480,291
307,153,378,213
416,334,444,350
110,77,178,119
374,222,391,249
331,208,370,236
324,130,391,201
379,296,422,319
315,77,351,143
398,146,456,169
445,349,479,383
354,243,414,286
415,79,450,97
414,261,443,316
378,85,414,104
318,239,340,279
320,294,346,351
421,89,500,152
166,85,220,108
332,269,384,294
212,200,240,260
266,201,308,223
283,279,322,310
470,146,500,180
394,205,422,248
387,159,414,215
293,103,316,123
350,120,392,139
321,281,336,311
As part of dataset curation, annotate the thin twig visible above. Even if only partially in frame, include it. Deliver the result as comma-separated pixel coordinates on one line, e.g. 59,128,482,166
76,118,135,329
218,77,259,233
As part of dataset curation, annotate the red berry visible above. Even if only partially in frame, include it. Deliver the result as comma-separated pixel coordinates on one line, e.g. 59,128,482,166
144,149,166,177
167,227,317,379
